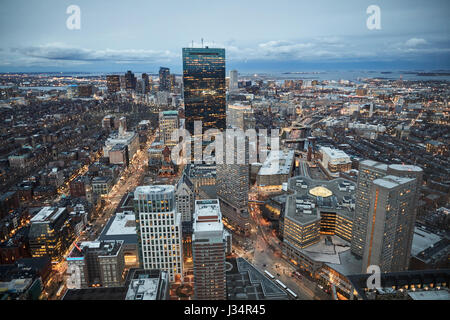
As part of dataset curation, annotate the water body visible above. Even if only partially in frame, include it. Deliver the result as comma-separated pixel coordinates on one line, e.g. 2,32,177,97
243,70,450,82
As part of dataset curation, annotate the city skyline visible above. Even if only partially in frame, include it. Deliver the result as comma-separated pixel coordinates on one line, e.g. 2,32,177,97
0,0,449,306
0,0,449,72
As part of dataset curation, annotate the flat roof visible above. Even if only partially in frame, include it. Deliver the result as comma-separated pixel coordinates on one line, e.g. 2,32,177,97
134,185,174,195
389,164,423,173
258,149,294,176
125,278,159,300
193,199,223,234
373,175,415,189
105,212,136,236
30,207,65,223
408,290,450,300
411,226,442,256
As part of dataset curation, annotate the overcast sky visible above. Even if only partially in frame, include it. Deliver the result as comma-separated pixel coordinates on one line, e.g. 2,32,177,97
0,0,449,72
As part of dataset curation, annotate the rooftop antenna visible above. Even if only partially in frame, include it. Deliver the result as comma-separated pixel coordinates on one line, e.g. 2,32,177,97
191,40,194,48
201,38,204,48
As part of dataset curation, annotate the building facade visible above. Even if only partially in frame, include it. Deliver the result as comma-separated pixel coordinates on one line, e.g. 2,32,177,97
134,185,183,282
182,47,226,135
192,199,227,300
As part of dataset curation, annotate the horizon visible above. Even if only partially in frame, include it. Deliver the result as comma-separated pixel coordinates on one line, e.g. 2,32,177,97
1,0,449,73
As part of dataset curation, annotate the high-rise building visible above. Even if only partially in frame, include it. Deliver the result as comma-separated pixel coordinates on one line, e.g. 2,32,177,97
192,199,226,300
351,161,423,261
362,175,418,273
141,73,150,94
106,75,121,94
125,70,137,91
216,133,250,235
170,74,176,92
134,186,183,282
159,110,179,147
229,70,238,92
351,160,388,257
182,47,226,135
159,67,171,92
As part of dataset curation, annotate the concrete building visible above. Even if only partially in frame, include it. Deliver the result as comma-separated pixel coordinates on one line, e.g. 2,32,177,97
351,160,388,257
99,212,139,268
134,185,183,282
351,160,423,263
229,70,238,92
319,147,352,177
159,110,179,147
192,199,227,300
63,268,169,300
216,134,250,235
362,175,418,273
256,149,295,192
103,125,139,161
66,240,125,289
109,144,129,166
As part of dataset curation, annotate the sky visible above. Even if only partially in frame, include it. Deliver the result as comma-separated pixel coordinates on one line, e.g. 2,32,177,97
0,0,449,73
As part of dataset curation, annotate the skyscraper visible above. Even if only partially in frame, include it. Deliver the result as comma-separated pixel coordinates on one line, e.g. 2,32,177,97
351,160,388,257
352,160,423,270
142,73,150,94
159,110,179,147
134,185,183,282
229,70,238,92
106,75,121,94
182,47,226,135
192,199,226,300
362,175,417,273
216,133,250,235
125,70,137,91
159,67,171,92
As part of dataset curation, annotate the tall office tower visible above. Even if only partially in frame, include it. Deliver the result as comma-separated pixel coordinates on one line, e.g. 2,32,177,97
169,74,176,92
362,175,418,273
351,160,388,257
159,110,179,147
386,164,423,267
142,73,150,94
216,133,250,235
134,185,183,282
192,199,227,300
106,75,121,94
182,47,226,135
229,70,238,92
125,70,137,90
159,67,171,92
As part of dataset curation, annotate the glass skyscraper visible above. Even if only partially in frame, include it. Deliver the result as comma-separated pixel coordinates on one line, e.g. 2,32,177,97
182,47,226,135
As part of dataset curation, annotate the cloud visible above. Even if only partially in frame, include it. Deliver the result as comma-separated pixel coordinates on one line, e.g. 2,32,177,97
405,38,428,47
1,35,449,69
9,43,178,65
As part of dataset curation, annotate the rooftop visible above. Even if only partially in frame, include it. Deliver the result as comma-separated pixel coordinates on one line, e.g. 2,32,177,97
258,149,295,176
30,207,66,223
134,185,174,195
